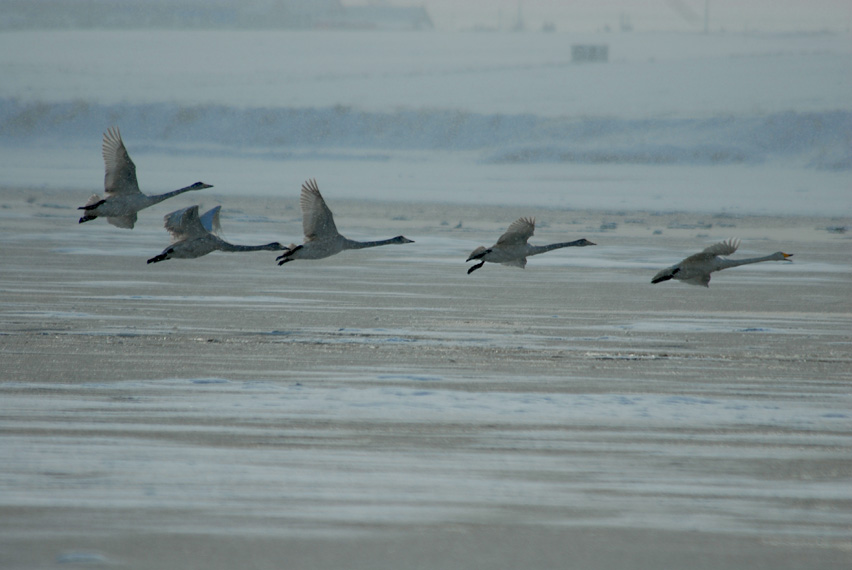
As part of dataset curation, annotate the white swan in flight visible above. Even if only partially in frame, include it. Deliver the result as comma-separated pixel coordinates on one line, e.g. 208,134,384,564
78,127,212,228
466,217,595,274
651,238,792,287
276,179,414,265
147,205,284,264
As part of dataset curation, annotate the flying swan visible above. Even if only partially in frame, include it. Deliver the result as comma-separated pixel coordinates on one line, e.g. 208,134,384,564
276,179,414,265
78,127,212,228
147,205,284,264
651,238,792,287
466,217,595,274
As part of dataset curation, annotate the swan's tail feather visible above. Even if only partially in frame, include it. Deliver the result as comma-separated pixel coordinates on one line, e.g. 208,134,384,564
466,247,489,262
78,195,105,210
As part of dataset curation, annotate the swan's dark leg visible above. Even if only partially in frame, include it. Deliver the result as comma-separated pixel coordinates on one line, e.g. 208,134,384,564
78,199,106,211
78,214,97,223
276,245,302,265
467,261,486,274
275,245,302,265
651,267,679,284
147,249,173,264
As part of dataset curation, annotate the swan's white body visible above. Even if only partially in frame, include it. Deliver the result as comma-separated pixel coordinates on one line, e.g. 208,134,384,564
651,238,792,287
466,217,595,274
147,205,283,263
276,179,413,265
78,127,212,228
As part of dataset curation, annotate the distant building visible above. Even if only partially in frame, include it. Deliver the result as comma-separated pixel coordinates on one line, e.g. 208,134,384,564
571,44,609,63
0,0,433,31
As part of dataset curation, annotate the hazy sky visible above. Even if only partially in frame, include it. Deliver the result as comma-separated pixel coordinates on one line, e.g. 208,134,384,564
361,0,852,32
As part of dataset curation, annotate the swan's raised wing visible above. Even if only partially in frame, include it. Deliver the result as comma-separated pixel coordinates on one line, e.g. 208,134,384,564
300,179,339,241
682,238,741,264
496,217,535,246
164,205,208,242
199,206,222,235
102,127,141,196
702,238,740,257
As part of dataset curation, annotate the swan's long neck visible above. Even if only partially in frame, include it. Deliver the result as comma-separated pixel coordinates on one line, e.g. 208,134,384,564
147,184,202,206
717,254,782,270
528,239,590,256
219,242,281,253
344,237,402,250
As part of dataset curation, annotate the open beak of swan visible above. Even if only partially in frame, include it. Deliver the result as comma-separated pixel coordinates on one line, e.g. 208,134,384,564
782,253,793,261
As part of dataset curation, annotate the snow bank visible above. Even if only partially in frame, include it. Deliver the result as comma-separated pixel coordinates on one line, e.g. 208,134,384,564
2,99,849,170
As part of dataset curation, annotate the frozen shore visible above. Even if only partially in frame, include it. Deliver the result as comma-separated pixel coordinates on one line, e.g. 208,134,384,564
1,188,850,569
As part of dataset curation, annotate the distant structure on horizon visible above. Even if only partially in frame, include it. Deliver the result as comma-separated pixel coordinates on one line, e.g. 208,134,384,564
0,0,433,31
571,44,609,63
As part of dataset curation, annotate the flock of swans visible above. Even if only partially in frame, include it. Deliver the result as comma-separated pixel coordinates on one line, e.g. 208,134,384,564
78,128,793,287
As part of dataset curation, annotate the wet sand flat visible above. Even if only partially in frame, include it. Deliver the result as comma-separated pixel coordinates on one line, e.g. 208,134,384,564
1,189,851,569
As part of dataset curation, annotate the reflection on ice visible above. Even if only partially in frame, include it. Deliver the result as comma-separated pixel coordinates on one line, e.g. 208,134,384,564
2,376,850,540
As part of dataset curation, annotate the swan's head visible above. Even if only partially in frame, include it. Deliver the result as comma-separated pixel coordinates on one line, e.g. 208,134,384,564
467,246,489,262
392,236,414,244
266,242,286,250
189,182,213,190
574,238,596,247
776,252,793,261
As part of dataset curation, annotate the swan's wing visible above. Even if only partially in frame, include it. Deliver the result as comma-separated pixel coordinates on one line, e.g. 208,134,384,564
682,273,711,287
107,213,137,229
496,217,535,246
102,127,141,196
164,205,208,242
682,238,741,265
300,179,339,240
501,258,528,269
199,206,222,235
701,238,740,257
